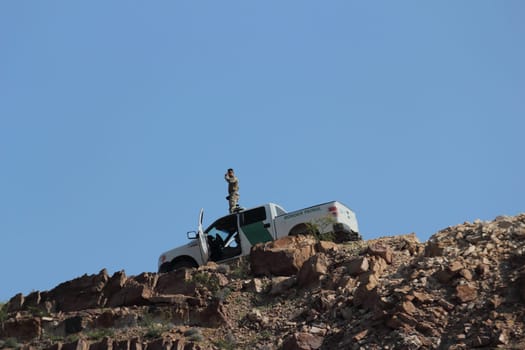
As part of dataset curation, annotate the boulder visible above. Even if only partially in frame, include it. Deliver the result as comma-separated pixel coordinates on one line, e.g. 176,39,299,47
369,256,388,274
297,253,329,288
456,284,477,303
315,241,338,253
155,269,196,296
189,298,230,327
6,293,24,313
270,276,296,296
106,279,154,308
368,242,393,264
48,269,109,312
64,316,86,334
102,271,128,302
94,310,117,329
2,317,41,341
353,272,381,309
250,236,317,276
24,291,44,310
425,239,446,257
399,300,417,315
283,332,323,350
346,257,369,276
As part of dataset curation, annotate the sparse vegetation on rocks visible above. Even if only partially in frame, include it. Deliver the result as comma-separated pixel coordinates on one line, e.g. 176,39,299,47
0,302,7,325
1,213,525,349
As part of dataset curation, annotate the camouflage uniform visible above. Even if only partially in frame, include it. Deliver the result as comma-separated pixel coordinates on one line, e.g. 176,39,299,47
225,173,239,213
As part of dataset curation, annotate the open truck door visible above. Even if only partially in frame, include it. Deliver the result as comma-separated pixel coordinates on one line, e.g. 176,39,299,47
197,208,209,264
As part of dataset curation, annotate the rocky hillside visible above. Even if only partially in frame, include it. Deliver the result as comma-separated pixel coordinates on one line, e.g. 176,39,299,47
1,214,525,350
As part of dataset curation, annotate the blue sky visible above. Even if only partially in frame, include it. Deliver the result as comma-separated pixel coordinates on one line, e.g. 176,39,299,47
1,1,523,301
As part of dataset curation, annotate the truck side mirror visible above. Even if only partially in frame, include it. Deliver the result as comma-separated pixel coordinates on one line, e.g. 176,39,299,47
187,231,198,239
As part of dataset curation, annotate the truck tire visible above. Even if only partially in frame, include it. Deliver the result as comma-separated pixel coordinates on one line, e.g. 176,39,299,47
171,259,198,271
288,223,318,237
159,258,198,273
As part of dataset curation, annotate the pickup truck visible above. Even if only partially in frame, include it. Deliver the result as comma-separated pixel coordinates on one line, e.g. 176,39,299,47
157,201,360,273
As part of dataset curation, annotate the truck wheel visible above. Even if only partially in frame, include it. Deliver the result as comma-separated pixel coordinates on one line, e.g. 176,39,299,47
170,259,198,271
158,262,172,273
289,223,318,237
334,230,362,242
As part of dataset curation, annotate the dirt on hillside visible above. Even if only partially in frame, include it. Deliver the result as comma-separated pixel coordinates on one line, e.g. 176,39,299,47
1,213,525,349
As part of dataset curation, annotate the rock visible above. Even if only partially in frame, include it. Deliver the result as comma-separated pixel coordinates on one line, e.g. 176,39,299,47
247,309,269,327
24,291,43,311
470,335,492,347
460,268,473,281
399,233,422,255
216,273,229,287
297,253,329,288
412,291,433,303
353,272,381,309
130,338,144,350
89,337,112,350
62,339,89,350
247,308,263,322
102,271,128,301
190,298,230,327
64,316,86,334
476,263,490,277
425,239,446,257
243,278,266,293
155,269,196,296
250,236,317,276
106,279,154,307
456,284,477,303
346,257,369,276
2,317,41,341
113,340,130,350
448,260,464,273
368,242,393,264
270,276,296,295
434,268,455,284
315,241,338,254
368,256,388,274
400,300,417,315
437,298,455,311
94,310,116,328
6,293,24,313
133,273,158,290
48,269,109,312
145,337,172,350
352,329,368,342
282,332,323,350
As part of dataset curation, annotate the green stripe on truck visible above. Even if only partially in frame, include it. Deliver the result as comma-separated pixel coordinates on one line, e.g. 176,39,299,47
241,222,273,246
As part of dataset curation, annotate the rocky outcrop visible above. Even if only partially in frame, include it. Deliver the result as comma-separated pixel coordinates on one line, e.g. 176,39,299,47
2,213,525,349
250,235,318,276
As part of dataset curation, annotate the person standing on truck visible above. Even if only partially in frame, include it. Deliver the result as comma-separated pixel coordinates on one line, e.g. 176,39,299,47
225,168,240,213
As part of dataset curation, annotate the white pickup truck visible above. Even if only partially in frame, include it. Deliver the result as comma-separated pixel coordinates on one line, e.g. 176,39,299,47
158,201,360,273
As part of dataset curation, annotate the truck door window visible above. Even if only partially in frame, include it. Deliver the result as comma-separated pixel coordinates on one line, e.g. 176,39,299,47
240,207,274,245
205,214,241,262
241,207,266,225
